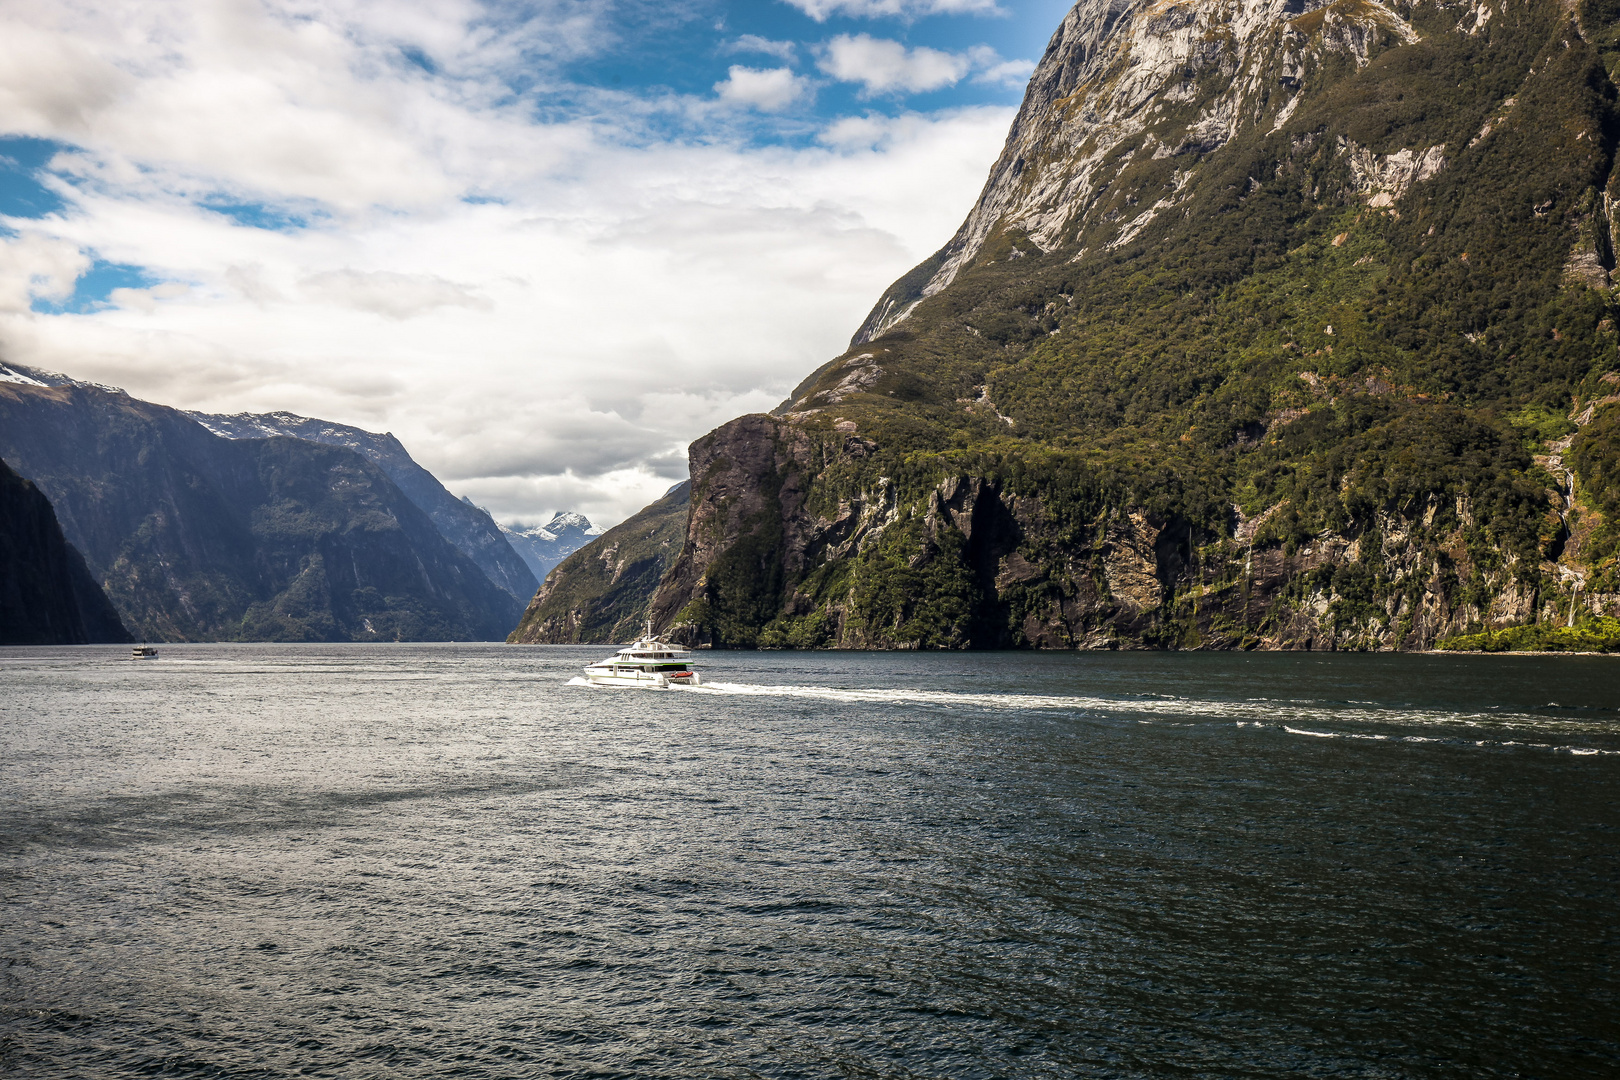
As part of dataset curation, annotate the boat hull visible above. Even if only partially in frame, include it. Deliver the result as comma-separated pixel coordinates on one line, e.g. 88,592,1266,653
581,670,700,689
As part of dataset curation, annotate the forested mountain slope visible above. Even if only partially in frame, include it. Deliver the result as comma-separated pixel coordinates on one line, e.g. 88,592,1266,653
0,378,521,642
625,0,1620,651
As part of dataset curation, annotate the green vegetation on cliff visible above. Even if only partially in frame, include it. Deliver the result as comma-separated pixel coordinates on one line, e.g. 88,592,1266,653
1437,615,1620,652
1569,398,1620,591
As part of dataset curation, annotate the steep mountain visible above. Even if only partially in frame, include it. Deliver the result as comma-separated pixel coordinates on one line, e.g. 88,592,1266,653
187,409,538,604
499,511,602,584
622,0,1620,650
0,457,131,646
0,373,521,642
509,482,689,644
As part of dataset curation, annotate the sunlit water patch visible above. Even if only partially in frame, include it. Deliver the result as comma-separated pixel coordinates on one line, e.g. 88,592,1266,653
3,644,1617,1078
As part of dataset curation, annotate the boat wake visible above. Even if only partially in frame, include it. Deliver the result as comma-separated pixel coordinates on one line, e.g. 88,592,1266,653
1255,722,1619,755
678,681,1611,731
566,678,1620,755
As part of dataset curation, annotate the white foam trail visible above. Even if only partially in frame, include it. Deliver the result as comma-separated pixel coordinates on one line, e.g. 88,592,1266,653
1271,723,1618,755
1285,726,1388,740
660,681,1606,734
686,682,1122,711
563,678,1620,752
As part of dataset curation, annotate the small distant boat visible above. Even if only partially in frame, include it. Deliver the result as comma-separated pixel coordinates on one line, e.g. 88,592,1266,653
131,645,158,659
582,623,701,689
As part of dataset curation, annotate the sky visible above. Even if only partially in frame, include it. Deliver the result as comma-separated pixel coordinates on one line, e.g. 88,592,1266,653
0,0,1071,527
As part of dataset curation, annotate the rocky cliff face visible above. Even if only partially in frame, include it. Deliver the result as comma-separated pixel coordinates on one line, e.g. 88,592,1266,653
0,457,130,646
189,409,538,604
852,0,1443,344
0,379,521,642
540,0,1620,649
649,411,1606,650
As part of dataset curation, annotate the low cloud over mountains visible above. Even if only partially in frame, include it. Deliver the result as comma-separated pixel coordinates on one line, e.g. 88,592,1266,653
0,0,1055,528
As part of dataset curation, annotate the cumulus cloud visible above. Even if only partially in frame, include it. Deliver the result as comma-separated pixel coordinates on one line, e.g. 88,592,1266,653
817,34,970,96
817,37,1033,98
787,0,1004,20
713,66,814,111
0,0,1016,526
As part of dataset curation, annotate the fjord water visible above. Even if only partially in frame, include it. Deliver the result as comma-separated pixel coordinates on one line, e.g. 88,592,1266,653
2,647,1616,1079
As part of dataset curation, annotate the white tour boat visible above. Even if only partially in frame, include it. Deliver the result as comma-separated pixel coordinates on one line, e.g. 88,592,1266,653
582,624,702,689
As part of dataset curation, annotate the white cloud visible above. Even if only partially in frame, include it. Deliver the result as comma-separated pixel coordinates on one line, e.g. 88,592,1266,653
0,0,1016,527
0,0,590,213
0,231,91,313
298,269,492,319
107,281,193,314
724,35,797,61
713,65,814,112
224,263,282,305
0,22,129,135
817,37,1034,98
817,34,970,96
787,0,1004,20
968,47,1036,87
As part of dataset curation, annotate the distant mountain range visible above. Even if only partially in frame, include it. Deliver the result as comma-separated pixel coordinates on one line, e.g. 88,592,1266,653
496,511,602,584
188,409,538,604
0,364,526,642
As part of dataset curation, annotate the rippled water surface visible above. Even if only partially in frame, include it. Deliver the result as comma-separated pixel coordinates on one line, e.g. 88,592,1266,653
2,645,1617,1078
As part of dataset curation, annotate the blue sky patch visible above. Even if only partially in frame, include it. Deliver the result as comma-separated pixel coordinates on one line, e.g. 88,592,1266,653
0,136,69,219
31,260,161,315
555,0,1070,143
401,46,438,76
200,198,313,231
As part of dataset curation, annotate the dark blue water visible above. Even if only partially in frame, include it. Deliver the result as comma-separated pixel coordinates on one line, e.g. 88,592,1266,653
2,645,1617,1078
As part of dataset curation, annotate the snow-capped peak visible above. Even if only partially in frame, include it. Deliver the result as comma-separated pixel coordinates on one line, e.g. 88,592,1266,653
0,362,123,394
498,511,601,581
548,511,602,536
0,364,50,388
